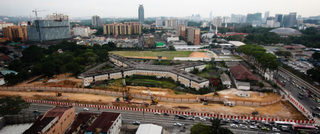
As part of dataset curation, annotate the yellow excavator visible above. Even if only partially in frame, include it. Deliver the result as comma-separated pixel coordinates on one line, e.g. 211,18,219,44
147,87,158,105
43,76,48,83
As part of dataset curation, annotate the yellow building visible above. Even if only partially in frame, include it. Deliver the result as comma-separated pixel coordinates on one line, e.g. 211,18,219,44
2,26,28,41
103,22,141,35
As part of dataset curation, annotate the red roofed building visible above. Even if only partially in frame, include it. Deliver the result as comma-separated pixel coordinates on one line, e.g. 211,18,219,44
0,53,13,66
230,65,258,90
65,112,98,134
23,105,75,134
86,112,122,134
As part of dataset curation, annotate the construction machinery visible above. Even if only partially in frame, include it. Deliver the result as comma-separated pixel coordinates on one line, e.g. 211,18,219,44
43,76,48,83
55,92,62,97
147,87,158,105
120,78,131,101
32,9,48,20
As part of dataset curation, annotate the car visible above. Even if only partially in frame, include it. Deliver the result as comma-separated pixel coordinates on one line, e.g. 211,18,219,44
242,120,249,124
194,116,200,119
299,92,305,96
249,125,258,129
265,122,270,126
154,112,161,115
262,127,270,131
200,118,206,121
272,127,280,132
188,117,195,120
239,124,248,129
173,122,182,127
204,116,210,120
179,116,186,120
311,106,316,110
175,114,180,117
163,113,169,116
299,95,304,99
133,121,140,125
223,118,230,123
234,120,240,124
183,114,188,117
230,124,238,128
83,108,89,111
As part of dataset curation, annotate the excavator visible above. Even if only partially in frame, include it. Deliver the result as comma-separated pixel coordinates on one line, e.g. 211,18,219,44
147,87,158,105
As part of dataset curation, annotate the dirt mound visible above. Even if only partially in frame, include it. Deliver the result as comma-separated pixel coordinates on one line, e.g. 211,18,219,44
188,52,210,58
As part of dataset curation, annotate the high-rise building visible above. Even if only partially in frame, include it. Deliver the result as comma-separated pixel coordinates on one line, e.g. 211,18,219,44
138,5,144,24
46,13,70,29
2,26,28,41
282,14,289,27
187,27,200,45
92,15,103,27
266,17,275,28
287,12,297,27
156,18,162,27
27,20,70,42
275,14,283,23
73,26,90,37
231,14,246,23
176,24,186,39
264,11,270,23
212,17,222,27
222,16,230,23
165,19,177,28
246,13,262,24
103,22,141,35
210,10,212,19
178,19,188,27
0,22,14,31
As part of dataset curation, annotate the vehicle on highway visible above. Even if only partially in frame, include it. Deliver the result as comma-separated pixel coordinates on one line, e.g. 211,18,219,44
239,124,248,129
83,108,89,111
242,120,249,124
183,114,188,117
249,125,258,129
173,122,182,127
188,117,195,120
311,106,316,110
194,116,200,119
230,124,238,128
234,120,240,124
179,116,186,120
272,127,280,132
163,113,169,116
274,121,296,127
223,118,230,123
280,125,290,131
154,112,161,115
299,95,304,99
175,114,180,117
262,127,270,131
133,121,140,125
203,116,210,120
292,124,317,132
200,118,206,121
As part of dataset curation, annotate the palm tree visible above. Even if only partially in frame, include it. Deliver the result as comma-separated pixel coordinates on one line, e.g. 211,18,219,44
210,118,234,134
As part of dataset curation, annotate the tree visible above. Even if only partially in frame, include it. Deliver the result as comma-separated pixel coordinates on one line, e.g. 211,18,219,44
21,45,44,63
187,41,194,45
0,96,30,116
179,36,185,41
8,59,24,72
258,82,265,88
210,118,234,134
190,123,212,134
64,62,83,75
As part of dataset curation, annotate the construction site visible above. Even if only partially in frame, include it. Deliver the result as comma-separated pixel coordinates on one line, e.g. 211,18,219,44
0,51,308,121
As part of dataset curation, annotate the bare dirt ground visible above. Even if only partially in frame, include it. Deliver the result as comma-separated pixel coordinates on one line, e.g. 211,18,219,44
0,90,305,120
188,52,210,58
3,73,306,120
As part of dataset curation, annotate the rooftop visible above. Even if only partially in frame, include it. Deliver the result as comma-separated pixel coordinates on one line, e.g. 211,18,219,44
230,65,258,81
86,112,120,133
136,124,162,134
45,105,73,118
23,116,57,134
65,112,98,134
270,27,302,34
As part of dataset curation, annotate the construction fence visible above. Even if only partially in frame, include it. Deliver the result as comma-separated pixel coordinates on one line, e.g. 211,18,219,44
25,99,315,125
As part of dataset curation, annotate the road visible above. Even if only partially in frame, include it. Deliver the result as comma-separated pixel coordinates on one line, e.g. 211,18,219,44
277,71,320,115
21,103,291,134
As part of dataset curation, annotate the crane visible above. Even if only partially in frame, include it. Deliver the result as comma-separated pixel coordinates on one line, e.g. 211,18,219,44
147,87,158,105
32,9,48,20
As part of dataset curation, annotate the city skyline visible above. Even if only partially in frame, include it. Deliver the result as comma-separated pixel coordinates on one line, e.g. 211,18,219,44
1,0,320,19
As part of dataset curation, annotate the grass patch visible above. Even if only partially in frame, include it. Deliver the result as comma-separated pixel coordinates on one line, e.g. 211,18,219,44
110,51,193,60
174,90,181,95
130,79,177,89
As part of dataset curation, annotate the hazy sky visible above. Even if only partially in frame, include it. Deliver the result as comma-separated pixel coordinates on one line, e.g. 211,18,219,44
1,0,320,19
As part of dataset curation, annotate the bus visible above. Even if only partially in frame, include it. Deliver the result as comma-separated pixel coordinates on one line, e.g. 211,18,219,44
292,124,317,132
274,121,296,127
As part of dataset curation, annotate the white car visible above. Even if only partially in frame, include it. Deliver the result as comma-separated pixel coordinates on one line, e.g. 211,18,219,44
174,122,182,127
204,116,211,120
154,112,161,115
272,127,280,132
194,116,201,119
83,108,89,111
230,124,238,128
183,114,188,117
133,121,140,125
239,124,247,129
188,117,195,120
200,118,206,121
249,125,258,129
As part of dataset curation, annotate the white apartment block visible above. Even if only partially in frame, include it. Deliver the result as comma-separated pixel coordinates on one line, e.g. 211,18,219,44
81,54,209,90
73,26,90,37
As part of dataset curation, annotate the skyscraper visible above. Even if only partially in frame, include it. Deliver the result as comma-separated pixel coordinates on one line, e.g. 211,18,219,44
28,20,70,42
288,12,297,27
178,19,188,27
92,15,103,27
275,14,283,24
187,28,200,45
212,17,222,27
156,18,162,27
177,24,186,39
210,10,212,19
264,11,270,23
138,5,144,24
246,13,262,24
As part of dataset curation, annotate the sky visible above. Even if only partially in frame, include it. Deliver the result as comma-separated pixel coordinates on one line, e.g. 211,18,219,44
1,0,320,19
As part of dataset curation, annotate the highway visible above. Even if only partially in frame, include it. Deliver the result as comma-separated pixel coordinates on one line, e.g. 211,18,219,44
21,103,291,134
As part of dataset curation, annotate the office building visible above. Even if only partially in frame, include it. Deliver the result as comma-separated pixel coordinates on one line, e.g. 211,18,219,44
23,106,75,134
287,12,297,27
223,16,230,23
138,5,144,24
2,26,28,41
165,19,177,28
176,24,186,39
73,26,90,37
92,15,103,27
264,11,270,23
143,34,155,48
231,14,246,23
212,17,222,27
27,20,70,42
246,13,262,24
156,18,162,27
187,27,200,45
275,14,283,23
103,22,141,35
178,19,188,27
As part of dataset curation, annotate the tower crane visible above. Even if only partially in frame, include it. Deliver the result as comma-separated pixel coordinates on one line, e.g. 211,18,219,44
32,9,48,20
